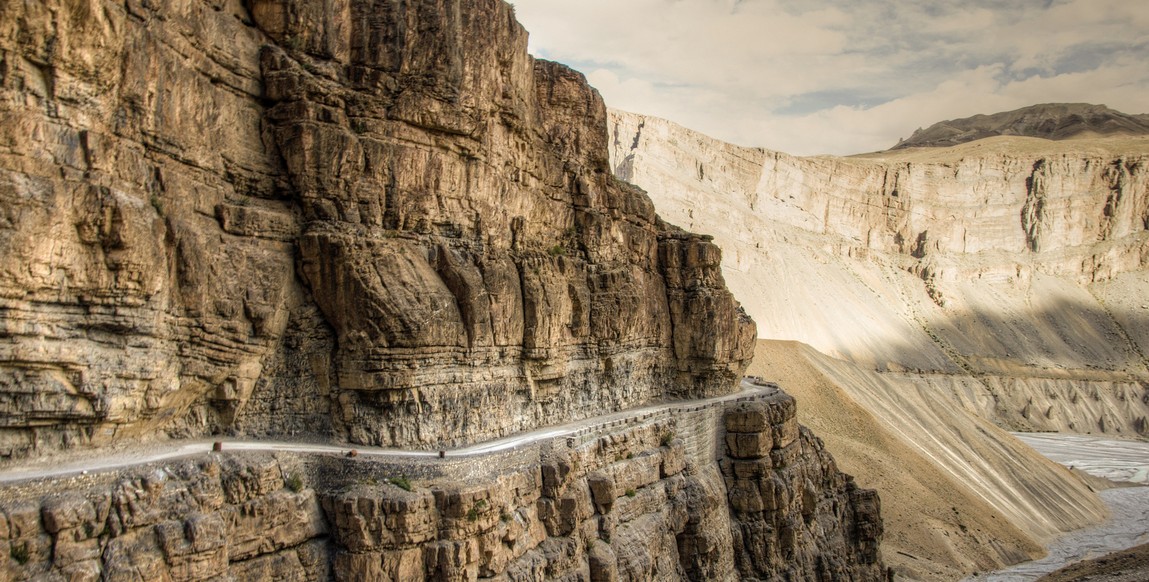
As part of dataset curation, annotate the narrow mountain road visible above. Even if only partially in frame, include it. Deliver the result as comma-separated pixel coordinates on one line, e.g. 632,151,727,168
1,379,779,485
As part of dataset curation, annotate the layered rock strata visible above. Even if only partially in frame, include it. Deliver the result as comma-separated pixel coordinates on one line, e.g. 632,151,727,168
1,454,330,582
607,110,1138,578
0,0,753,458
609,109,1149,436
722,398,883,580
1,392,885,581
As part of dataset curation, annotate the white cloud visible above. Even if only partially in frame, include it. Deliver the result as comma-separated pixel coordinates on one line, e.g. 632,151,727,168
512,0,1149,155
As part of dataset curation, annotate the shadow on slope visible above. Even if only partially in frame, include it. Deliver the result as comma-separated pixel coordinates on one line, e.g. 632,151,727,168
905,293,1149,381
870,291,1149,438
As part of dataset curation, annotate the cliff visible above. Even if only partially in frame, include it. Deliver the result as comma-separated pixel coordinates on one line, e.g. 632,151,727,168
608,109,1135,579
1,392,885,581
610,109,1149,415
0,0,754,459
0,1,894,580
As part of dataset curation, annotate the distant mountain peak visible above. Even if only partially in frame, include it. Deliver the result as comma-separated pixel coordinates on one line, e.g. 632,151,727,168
891,103,1149,150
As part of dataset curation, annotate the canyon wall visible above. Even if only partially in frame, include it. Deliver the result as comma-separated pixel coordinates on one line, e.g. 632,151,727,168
0,0,754,459
1,394,885,581
609,110,1149,437
607,110,1140,578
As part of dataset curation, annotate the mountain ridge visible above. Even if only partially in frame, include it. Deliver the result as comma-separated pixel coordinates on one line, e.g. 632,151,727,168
891,103,1149,150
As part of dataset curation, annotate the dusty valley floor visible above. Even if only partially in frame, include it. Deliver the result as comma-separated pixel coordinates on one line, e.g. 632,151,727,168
1036,542,1149,582
971,431,1149,581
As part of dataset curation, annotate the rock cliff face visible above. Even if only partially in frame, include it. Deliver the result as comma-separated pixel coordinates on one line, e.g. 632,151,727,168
2,393,885,581
2,454,330,582
610,109,1149,435
0,0,754,458
607,109,1142,578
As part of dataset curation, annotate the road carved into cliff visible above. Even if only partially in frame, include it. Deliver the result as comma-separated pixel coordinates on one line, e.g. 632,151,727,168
0,379,779,484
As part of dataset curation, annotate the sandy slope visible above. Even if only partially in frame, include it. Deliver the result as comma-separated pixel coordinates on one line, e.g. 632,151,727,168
747,340,1108,581
1037,542,1149,582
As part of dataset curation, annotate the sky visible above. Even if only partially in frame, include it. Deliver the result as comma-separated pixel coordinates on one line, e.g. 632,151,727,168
511,0,1149,156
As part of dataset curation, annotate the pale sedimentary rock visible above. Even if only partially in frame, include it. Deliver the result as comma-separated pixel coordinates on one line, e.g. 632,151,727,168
609,109,1149,436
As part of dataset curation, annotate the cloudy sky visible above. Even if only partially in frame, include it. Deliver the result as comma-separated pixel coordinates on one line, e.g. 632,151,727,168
511,0,1149,156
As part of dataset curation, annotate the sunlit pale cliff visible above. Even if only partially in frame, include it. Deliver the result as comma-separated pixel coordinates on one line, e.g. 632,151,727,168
609,108,1147,579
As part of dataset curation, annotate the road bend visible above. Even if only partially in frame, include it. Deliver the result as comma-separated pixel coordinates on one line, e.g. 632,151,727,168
1,379,779,485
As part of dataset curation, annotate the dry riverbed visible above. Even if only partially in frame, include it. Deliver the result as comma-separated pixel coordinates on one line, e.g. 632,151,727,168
965,434,1149,582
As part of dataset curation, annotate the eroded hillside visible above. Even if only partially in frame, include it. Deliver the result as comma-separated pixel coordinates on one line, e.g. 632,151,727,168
610,110,1149,437
608,109,1145,579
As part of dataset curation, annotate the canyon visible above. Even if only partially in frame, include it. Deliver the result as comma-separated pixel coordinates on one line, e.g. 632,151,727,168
0,0,882,580
609,108,1149,579
3,0,1144,579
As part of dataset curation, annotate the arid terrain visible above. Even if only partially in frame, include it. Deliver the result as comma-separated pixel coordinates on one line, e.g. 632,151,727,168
610,107,1149,580
2,0,1147,580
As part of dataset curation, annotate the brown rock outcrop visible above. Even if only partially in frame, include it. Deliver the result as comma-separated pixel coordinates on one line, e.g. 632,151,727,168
1,454,330,582
0,0,752,458
2,391,885,582
722,397,883,580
